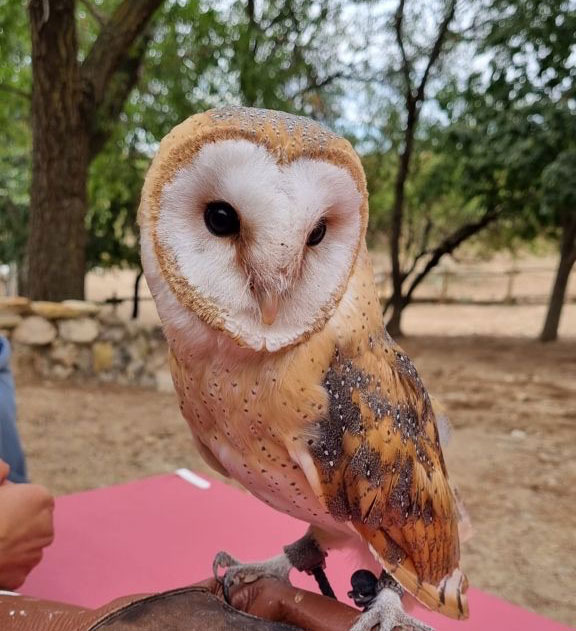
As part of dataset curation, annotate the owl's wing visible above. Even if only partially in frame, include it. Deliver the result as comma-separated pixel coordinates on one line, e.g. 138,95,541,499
429,396,473,543
296,333,469,619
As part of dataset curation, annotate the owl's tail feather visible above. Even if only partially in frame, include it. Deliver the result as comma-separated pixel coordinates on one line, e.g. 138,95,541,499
374,547,468,620
453,484,474,543
346,535,468,619
391,560,469,620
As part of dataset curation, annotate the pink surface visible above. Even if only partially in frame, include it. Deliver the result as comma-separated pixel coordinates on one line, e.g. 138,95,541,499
21,473,570,630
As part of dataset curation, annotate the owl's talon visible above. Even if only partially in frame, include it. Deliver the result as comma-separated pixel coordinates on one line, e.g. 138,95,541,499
211,551,293,603
349,588,434,631
222,570,238,604
212,550,240,581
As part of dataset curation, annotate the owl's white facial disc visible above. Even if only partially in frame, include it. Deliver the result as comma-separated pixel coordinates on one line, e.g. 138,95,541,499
150,139,363,352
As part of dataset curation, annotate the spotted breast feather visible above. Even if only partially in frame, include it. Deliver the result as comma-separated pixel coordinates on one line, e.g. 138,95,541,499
303,332,469,619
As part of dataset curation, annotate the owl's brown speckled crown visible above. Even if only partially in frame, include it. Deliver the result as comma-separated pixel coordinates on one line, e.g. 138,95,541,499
139,106,369,342
141,106,368,211
140,106,367,224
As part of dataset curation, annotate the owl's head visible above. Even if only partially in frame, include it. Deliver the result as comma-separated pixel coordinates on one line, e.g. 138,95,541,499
139,107,368,352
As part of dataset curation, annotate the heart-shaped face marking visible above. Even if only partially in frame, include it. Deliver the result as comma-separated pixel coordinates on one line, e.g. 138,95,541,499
140,108,368,352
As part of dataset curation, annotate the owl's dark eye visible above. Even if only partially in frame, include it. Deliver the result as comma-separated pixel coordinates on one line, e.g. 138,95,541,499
204,201,240,237
306,218,327,246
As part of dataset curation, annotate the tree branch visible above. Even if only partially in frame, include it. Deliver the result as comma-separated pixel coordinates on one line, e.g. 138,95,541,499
265,2,292,32
81,0,163,114
246,0,260,58
78,0,107,27
419,214,433,252
382,293,394,317
247,0,256,26
402,217,433,280
88,33,151,159
394,0,412,96
402,247,430,281
386,0,459,333
297,71,344,96
0,84,31,100
404,207,501,304
415,0,457,103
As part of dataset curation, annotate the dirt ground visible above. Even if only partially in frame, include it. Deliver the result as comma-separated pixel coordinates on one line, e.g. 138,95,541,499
14,330,575,625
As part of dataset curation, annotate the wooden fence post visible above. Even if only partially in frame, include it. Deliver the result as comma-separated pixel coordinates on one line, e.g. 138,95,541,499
440,270,450,302
504,268,518,304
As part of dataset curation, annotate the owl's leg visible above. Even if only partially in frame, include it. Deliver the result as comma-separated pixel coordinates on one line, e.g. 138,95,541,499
212,529,328,601
348,570,434,631
284,531,335,598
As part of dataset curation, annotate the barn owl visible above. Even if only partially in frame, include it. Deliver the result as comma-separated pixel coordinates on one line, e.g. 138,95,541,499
139,106,469,631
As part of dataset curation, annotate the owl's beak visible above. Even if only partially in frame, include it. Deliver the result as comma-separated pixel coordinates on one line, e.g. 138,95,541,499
258,293,279,326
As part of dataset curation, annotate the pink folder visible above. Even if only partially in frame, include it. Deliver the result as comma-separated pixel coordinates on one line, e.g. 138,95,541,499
21,473,571,630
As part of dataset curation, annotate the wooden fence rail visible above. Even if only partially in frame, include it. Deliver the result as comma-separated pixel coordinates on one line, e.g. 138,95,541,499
2,265,573,319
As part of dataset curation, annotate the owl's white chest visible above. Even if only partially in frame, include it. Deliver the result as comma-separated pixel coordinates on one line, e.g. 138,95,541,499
175,360,338,531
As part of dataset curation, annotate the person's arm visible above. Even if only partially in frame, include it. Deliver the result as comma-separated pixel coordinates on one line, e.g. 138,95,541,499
0,460,54,590
0,337,27,483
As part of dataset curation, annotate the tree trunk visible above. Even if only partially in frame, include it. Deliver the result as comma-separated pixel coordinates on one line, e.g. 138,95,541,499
385,0,457,337
27,0,89,300
386,208,502,336
386,295,407,338
387,102,417,338
540,215,576,342
26,0,162,300
238,0,259,107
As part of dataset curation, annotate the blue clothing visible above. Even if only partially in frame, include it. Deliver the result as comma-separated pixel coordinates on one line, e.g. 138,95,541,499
0,337,27,483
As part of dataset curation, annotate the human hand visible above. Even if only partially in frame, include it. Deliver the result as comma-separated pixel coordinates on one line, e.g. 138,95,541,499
0,459,10,486
0,481,54,589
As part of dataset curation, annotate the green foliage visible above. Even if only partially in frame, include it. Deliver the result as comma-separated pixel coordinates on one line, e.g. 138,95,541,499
362,151,396,240
0,0,573,279
0,198,28,268
542,150,576,216
482,0,576,100
86,131,148,269
84,0,227,270
91,0,345,269
431,0,576,254
0,0,32,267
0,0,346,272
364,137,490,258
120,0,227,143
226,0,343,115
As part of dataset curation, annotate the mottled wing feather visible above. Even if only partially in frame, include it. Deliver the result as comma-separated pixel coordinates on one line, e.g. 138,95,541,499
430,396,474,543
305,333,469,619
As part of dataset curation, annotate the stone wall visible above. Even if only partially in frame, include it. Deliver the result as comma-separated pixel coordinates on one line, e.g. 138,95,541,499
0,297,172,390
